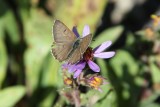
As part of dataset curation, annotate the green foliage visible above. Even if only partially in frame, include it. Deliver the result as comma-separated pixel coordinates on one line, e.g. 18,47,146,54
0,39,7,88
0,86,25,107
140,92,160,107
4,11,20,44
0,0,160,107
149,56,160,84
91,26,124,47
110,50,139,77
24,8,55,93
108,50,141,107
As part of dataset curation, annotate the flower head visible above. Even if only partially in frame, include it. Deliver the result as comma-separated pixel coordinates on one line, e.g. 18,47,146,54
145,27,155,40
83,40,115,73
151,14,160,27
64,77,73,86
86,74,107,92
62,25,115,78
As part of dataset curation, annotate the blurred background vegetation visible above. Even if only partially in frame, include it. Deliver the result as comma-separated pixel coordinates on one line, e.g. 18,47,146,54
0,0,160,107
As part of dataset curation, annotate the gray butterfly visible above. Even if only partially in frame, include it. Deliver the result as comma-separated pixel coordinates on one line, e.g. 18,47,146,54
51,20,92,64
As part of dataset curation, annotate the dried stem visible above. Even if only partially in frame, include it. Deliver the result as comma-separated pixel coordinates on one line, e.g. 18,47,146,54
71,89,81,107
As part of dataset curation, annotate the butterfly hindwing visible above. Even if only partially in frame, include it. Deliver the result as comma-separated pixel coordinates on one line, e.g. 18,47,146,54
51,43,73,61
79,34,92,53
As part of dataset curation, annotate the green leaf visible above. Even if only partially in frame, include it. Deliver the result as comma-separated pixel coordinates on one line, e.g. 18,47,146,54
91,26,124,48
125,32,135,46
149,56,160,83
4,11,20,44
0,18,5,39
0,0,8,38
140,92,160,107
109,50,138,77
24,9,58,93
81,85,115,107
141,103,160,107
97,92,116,107
0,86,26,107
39,94,55,107
93,86,116,107
0,39,7,88
96,59,107,76
41,55,62,87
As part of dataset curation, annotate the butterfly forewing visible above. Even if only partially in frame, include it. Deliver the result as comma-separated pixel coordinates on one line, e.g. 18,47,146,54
53,20,77,43
67,34,92,64
52,20,77,61
79,34,92,53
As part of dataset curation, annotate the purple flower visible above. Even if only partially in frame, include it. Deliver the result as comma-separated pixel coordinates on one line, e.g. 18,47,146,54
62,25,115,78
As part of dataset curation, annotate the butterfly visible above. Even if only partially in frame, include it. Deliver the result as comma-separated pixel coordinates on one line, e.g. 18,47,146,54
51,20,92,64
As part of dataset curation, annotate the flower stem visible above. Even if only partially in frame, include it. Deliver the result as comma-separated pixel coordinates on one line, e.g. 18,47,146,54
71,89,81,107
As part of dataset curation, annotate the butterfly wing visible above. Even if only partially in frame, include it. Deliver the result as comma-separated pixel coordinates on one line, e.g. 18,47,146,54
51,43,73,61
68,34,92,64
52,20,77,61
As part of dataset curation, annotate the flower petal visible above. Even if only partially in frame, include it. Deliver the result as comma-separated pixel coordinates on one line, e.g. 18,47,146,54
93,41,112,53
68,61,86,73
68,64,76,73
88,60,100,72
72,26,80,38
62,63,68,69
62,63,72,70
73,61,86,70
82,25,90,37
73,69,82,78
94,52,115,59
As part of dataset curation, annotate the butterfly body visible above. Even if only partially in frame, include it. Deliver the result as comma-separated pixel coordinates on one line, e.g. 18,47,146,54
67,38,82,59
51,20,92,64
72,38,80,49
